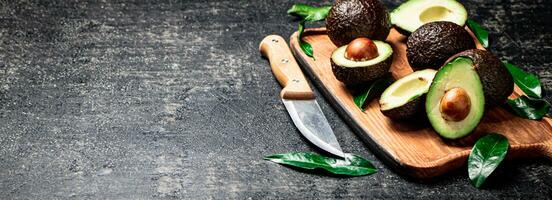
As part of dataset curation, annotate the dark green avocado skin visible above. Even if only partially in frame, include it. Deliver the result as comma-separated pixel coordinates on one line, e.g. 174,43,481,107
381,95,425,120
330,56,392,86
326,0,391,47
447,49,514,106
406,21,475,69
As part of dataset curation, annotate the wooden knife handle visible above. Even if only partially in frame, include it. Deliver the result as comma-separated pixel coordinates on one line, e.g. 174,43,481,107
259,35,315,100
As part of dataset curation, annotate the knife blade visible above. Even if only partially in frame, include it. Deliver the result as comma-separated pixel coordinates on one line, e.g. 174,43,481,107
259,35,345,158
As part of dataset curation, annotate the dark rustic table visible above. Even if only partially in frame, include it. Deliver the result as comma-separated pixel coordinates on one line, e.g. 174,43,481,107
1,0,551,199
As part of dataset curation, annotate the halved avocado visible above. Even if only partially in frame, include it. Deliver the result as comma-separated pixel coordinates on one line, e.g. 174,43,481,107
326,0,391,47
426,57,485,139
379,69,437,120
407,21,475,69
446,49,514,106
391,0,467,35
331,40,393,86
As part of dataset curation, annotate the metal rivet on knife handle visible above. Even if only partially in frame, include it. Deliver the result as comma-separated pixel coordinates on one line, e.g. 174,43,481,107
259,35,315,100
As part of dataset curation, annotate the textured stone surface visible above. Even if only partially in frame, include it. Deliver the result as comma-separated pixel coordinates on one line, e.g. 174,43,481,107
0,0,551,199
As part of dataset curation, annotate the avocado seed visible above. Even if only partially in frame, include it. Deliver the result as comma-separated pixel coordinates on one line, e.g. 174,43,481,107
440,87,471,121
345,37,379,61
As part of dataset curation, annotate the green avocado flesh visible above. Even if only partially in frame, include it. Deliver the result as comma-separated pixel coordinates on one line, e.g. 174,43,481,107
426,57,485,139
331,41,393,68
391,0,467,33
380,69,436,111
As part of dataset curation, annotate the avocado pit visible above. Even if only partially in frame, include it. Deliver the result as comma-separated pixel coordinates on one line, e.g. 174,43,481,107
440,87,471,122
345,37,379,61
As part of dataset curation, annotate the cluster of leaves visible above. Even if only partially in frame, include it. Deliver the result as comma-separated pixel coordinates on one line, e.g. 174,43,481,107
287,4,332,59
504,62,551,119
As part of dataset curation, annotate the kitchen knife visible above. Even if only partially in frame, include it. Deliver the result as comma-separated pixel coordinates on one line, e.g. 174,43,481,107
259,35,345,158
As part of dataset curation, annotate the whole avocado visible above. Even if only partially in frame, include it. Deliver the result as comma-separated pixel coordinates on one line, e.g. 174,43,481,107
447,49,514,106
407,21,475,69
326,0,391,47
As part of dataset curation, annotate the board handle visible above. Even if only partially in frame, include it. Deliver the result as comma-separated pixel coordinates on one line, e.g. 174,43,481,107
259,35,315,100
544,141,552,159
542,118,552,159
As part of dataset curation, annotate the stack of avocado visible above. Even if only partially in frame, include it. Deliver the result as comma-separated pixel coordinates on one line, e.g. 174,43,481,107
326,0,514,139
326,0,394,86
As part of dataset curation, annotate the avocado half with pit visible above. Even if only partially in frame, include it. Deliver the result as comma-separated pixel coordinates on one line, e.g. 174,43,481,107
426,57,485,139
379,69,437,120
391,0,467,35
446,49,514,106
407,21,475,70
331,38,393,86
326,0,391,47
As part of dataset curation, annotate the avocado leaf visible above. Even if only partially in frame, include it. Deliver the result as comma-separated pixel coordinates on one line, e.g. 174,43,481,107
468,133,509,188
298,21,314,58
467,19,489,48
504,61,542,98
287,4,332,21
265,152,377,176
506,96,551,120
353,77,393,110
288,4,332,59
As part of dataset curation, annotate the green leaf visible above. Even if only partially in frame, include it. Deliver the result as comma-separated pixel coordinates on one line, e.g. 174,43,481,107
265,152,377,176
353,77,394,110
468,133,509,188
467,19,489,48
297,21,314,58
506,96,551,120
504,62,542,98
502,61,549,119
289,4,331,59
287,4,313,18
287,4,332,21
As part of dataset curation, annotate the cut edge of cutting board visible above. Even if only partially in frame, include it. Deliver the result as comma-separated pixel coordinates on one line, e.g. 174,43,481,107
289,27,552,178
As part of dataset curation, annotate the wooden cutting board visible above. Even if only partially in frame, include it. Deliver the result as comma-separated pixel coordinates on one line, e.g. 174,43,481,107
289,27,552,178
